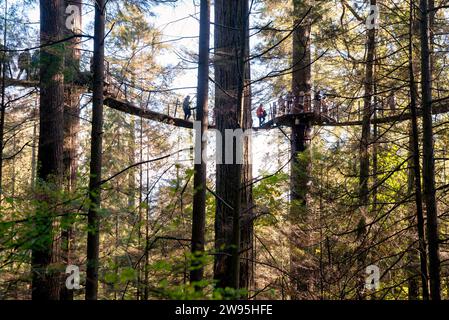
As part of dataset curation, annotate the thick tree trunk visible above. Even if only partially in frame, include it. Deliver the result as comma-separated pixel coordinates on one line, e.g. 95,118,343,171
60,0,82,300
419,0,441,301
213,0,248,291
85,0,105,300
408,0,429,300
190,0,210,289
289,121,312,299
289,0,313,300
31,0,65,300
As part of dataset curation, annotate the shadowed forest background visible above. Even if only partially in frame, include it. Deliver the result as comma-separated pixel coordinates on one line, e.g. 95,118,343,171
0,0,449,301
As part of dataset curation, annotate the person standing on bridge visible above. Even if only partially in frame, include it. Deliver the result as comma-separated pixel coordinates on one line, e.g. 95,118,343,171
183,95,192,120
295,91,306,113
278,95,285,115
30,50,40,80
286,91,293,114
321,95,328,115
314,90,323,113
388,91,396,114
256,104,266,126
17,49,31,80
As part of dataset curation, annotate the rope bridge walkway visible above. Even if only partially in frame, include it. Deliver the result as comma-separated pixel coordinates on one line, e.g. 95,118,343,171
5,67,449,130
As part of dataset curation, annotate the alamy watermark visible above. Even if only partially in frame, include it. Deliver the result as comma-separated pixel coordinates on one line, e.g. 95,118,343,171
65,265,81,290
366,5,380,30
65,5,81,32
365,265,380,290
193,121,255,166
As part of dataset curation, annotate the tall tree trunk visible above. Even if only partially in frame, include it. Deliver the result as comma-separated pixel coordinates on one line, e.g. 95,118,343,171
428,0,435,86
355,0,377,300
190,0,210,289
0,0,8,202
31,0,65,300
30,103,38,189
289,0,313,300
239,29,253,294
137,116,143,300
128,117,136,208
60,0,82,300
85,0,105,300
408,0,429,300
359,0,376,208
406,122,422,300
143,150,150,300
419,0,441,300
213,0,248,291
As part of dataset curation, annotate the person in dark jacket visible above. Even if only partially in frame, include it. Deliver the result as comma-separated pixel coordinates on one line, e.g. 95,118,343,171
183,95,192,120
278,94,285,115
30,50,40,80
17,49,31,80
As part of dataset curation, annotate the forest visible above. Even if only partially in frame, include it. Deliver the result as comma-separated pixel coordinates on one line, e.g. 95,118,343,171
0,0,448,302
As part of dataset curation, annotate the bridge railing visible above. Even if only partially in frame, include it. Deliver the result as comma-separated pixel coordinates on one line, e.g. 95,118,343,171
333,98,403,124
265,96,339,123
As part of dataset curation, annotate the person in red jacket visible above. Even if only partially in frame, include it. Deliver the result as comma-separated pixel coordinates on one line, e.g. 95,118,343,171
256,104,267,126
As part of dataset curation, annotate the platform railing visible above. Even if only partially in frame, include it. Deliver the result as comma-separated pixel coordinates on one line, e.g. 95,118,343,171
266,95,338,123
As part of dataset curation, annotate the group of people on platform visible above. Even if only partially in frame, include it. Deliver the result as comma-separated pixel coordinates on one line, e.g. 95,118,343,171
256,90,328,126
0,46,40,81
180,89,329,125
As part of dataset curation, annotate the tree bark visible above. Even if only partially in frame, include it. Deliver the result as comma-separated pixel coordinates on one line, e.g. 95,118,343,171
31,0,65,300
213,0,248,291
359,0,376,207
355,0,377,300
239,25,254,294
408,0,429,300
60,0,82,300
85,0,105,300
190,0,210,289
289,0,313,300
419,0,441,300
